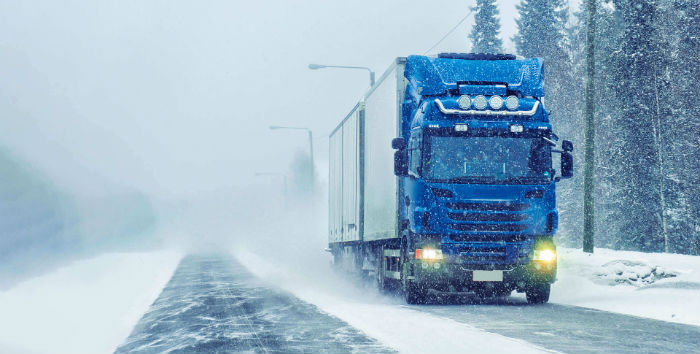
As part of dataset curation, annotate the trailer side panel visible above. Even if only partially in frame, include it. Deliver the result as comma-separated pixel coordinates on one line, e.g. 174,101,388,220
362,62,406,241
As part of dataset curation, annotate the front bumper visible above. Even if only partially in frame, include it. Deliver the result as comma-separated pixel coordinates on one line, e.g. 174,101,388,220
410,259,556,292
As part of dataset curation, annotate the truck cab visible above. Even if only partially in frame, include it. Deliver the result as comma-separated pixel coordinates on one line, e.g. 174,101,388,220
391,53,573,303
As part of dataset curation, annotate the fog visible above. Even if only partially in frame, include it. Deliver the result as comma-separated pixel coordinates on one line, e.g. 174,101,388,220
0,0,561,287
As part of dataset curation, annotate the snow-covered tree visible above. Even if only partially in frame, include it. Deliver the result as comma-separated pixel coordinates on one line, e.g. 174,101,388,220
469,0,504,53
289,148,315,199
563,0,699,254
569,1,628,251
649,0,700,254
514,0,580,247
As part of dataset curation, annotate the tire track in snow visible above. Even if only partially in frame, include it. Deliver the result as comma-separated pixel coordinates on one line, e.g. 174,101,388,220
115,254,394,353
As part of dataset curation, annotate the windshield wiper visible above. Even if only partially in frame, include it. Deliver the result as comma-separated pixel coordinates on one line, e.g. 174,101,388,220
430,176,549,184
506,176,550,184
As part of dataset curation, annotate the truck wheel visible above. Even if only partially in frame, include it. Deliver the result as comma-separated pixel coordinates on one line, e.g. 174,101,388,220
376,247,387,292
404,283,425,304
526,283,551,304
400,236,425,304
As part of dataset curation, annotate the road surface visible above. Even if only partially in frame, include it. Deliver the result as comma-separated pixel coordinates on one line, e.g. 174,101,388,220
115,255,393,353
116,254,700,354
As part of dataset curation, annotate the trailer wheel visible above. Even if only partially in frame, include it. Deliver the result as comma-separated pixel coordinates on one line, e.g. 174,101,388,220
526,282,551,304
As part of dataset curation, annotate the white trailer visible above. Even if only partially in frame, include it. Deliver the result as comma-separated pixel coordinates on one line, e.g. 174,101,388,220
328,58,408,254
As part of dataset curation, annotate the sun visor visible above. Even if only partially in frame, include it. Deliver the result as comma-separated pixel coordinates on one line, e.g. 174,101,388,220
404,55,545,97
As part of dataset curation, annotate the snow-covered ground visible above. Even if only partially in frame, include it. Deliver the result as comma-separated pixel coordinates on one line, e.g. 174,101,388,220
0,245,695,354
0,251,182,354
549,247,700,326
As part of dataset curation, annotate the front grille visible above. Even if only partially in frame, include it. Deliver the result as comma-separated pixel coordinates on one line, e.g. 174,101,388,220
444,201,530,234
447,212,529,222
449,223,528,232
446,202,530,212
459,246,505,253
458,246,506,262
448,234,528,242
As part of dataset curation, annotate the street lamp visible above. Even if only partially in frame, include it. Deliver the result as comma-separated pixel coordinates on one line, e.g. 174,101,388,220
308,63,375,87
269,126,314,194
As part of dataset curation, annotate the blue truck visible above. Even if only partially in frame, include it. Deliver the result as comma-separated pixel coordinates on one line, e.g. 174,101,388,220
328,53,573,304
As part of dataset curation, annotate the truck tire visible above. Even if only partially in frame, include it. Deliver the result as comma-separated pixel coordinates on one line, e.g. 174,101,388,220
400,236,425,304
376,247,388,292
526,282,551,304
404,283,425,304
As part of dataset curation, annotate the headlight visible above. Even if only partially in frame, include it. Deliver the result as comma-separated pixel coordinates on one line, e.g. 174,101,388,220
533,249,556,262
415,248,443,260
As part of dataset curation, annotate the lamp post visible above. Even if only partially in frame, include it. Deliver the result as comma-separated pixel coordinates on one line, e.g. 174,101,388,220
308,63,375,88
269,126,314,195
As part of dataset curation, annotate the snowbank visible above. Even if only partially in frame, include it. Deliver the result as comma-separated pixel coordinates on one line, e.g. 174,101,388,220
550,247,700,325
0,251,182,354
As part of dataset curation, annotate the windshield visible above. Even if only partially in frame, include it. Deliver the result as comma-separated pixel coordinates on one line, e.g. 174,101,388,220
422,135,552,184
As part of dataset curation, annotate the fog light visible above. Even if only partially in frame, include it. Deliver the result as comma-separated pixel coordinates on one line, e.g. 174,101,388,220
433,263,441,269
510,124,524,133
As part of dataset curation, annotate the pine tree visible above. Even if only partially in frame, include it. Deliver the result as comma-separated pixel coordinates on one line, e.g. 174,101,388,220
613,0,665,252
514,0,579,246
587,2,627,251
514,0,569,63
653,0,700,254
469,0,504,53
567,0,699,255
289,149,314,198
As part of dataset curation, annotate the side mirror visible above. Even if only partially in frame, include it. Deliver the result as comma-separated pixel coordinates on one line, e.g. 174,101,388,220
562,140,573,152
560,152,573,179
394,150,408,176
391,137,406,150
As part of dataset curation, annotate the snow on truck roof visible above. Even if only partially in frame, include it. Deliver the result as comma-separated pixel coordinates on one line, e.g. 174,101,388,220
404,54,545,98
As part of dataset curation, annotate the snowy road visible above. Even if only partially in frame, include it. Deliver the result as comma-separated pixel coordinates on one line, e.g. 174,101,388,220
116,254,700,354
418,298,700,354
115,255,392,353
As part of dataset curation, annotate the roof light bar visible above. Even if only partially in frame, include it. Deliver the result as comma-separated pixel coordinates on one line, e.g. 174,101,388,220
434,99,539,117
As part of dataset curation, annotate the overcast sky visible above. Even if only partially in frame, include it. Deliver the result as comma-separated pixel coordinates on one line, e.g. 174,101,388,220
0,0,579,199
